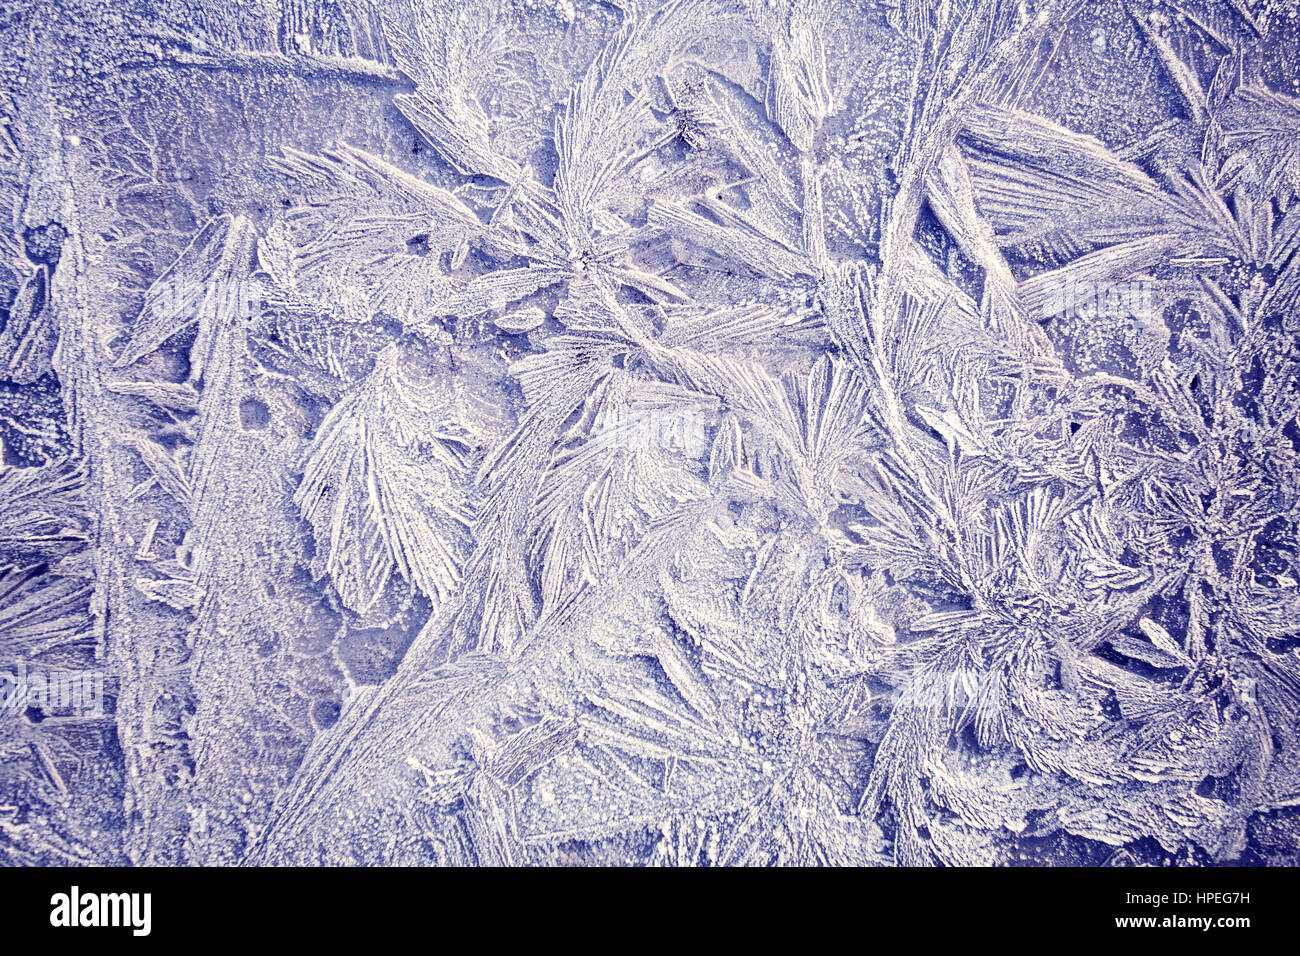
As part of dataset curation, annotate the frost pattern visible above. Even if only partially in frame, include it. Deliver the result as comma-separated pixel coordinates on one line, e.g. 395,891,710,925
2,0,1300,865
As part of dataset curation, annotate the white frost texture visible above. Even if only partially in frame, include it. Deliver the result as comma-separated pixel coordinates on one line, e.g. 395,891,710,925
2,0,1300,866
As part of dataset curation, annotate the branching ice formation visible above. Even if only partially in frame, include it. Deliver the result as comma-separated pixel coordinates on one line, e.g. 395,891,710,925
1,0,1298,866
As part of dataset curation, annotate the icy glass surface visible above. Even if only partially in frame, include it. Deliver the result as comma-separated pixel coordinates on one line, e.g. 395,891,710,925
1,0,1299,866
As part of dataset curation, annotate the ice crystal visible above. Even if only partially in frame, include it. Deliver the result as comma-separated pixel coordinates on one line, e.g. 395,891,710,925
2,0,1299,866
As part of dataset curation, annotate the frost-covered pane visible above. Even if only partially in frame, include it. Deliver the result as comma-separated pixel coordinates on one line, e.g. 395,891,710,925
1,0,1298,866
